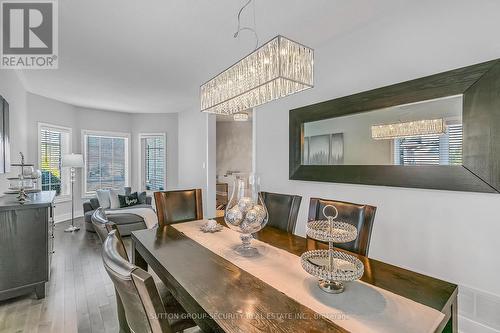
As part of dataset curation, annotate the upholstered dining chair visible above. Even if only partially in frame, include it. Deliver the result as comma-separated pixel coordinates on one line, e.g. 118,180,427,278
260,191,302,233
93,209,193,332
92,208,129,260
308,198,377,256
92,208,132,333
154,189,203,227
102,230,199,333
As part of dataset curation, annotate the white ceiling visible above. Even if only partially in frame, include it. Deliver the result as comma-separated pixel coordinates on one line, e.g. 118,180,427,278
18,0,404,113
20,1,500,114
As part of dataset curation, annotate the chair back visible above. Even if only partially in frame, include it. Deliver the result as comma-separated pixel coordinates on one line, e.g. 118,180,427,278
260,191,302,233
102,230,173,333
308,198,377,256
92,208,129,261
154,189,203,227
91,208,112,241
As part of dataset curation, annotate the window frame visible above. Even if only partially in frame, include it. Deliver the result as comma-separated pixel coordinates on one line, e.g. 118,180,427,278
82,129,131,197
138,132,167,192
37,122,72,201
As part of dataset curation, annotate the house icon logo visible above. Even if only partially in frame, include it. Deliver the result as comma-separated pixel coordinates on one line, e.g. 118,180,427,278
1,1,58,69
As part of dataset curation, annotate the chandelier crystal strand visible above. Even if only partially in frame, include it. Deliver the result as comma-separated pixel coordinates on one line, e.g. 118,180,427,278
200,36,314,114
371,118,446,140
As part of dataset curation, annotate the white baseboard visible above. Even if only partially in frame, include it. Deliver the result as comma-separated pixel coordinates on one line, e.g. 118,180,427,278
458,285,500,333
459,315,500,333
54,211,84,223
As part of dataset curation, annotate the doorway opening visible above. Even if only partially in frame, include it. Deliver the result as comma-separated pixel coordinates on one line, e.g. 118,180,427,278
215,110,253,217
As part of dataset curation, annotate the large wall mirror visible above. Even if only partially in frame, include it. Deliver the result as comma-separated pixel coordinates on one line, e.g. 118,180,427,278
290,59,500,193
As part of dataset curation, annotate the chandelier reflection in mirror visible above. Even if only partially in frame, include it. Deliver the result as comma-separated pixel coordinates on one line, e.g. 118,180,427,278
233,112,249,121
371,118,446,140
200,35,314,115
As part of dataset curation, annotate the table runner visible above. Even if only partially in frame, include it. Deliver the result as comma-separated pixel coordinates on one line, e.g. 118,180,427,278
173,220,444,333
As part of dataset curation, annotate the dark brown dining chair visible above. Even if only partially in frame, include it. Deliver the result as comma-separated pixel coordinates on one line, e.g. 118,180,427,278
154,189,203,227
102,230,199,333
308,198,377,256
260,191,302,233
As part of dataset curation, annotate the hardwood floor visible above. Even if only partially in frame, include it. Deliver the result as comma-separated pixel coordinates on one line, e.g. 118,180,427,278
0,218,121,333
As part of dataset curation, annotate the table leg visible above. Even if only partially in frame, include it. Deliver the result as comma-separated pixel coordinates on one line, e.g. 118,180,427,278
132,241,148,271
442,295,458,333
451,295,458,333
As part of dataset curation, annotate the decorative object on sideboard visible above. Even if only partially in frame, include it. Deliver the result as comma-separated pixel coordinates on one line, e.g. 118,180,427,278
4,152,41,203
224,174,268,257
301,205,364,294
200,0,313,115
371,118,446,140
62,153,84,232
31,169,43,191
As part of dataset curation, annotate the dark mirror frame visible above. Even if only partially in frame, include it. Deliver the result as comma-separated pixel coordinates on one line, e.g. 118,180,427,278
289,59,500,193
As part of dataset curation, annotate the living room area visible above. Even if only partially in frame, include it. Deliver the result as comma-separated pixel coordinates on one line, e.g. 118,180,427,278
2,1,500,333
0,79,188,332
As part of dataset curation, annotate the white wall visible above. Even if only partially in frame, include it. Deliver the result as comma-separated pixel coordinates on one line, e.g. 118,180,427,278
0,72,28,193
178,108,216,218
25,93,179,221
216,121,253,176
255,3,500,332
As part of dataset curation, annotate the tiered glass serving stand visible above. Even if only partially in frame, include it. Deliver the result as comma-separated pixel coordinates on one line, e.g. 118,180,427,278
301,205,364,294
4,153,41,204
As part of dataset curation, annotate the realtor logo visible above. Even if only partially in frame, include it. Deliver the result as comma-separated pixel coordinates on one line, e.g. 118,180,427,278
1,0,58,69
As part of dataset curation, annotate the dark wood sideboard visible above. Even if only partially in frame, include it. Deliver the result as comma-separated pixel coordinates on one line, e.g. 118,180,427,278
0,191,56,301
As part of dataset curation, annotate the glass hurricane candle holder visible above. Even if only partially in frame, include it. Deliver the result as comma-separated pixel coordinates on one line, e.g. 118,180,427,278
224,174,268,257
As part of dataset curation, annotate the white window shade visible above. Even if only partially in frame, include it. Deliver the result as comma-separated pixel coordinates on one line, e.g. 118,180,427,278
201,35,314,115
394,124,463,165
447,124,463,165
84,132,129,194
141,135,166,191
39,124,71,196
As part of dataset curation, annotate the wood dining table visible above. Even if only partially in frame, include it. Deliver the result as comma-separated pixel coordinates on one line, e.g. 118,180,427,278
131,218,457,333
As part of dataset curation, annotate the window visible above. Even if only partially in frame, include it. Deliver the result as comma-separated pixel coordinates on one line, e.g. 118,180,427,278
38,123,71,196
83,131,130,195
140,134,166,191
394,124,462,165
447,124,463,165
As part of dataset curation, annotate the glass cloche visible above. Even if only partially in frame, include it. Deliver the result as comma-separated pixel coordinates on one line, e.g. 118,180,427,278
224,174,268,257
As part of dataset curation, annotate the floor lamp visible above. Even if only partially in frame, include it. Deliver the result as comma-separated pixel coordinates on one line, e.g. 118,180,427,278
62,153,84,232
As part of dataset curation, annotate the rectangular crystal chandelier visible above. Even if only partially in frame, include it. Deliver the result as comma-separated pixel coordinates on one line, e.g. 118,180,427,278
200,35,314,114
371,118,446,140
